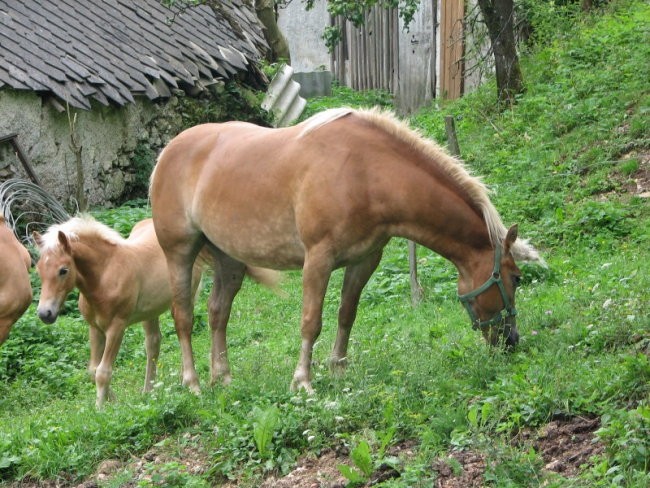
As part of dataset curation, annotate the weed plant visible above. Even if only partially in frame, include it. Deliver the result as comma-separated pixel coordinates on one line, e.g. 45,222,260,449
1,1,649,486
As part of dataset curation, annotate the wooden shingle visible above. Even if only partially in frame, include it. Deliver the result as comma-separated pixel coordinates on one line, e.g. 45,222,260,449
0,0,267,109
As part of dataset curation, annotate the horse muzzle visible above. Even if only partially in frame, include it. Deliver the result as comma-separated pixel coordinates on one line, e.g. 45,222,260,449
503,318,520,348
37,305,59,324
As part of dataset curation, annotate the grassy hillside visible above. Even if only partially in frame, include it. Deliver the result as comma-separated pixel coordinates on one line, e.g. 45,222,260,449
1,1,648,486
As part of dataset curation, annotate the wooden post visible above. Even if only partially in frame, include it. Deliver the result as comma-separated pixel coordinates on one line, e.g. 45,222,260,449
0,133,42,186
409,116,462,307
408,240,424,306
445,116,461,157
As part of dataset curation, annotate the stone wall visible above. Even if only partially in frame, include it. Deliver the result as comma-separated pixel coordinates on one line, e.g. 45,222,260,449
0,89,184,208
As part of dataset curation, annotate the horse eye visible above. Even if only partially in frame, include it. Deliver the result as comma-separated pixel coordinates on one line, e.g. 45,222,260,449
513,275,522,287
59,267,69,277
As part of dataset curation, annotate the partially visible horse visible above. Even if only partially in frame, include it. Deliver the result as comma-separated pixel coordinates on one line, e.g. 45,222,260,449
33,216,278,407
0,216,32,345
150,107,543,394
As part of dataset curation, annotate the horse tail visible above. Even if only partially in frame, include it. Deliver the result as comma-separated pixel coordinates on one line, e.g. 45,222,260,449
244,266,285,295
148,147,166,202
195,247,285,295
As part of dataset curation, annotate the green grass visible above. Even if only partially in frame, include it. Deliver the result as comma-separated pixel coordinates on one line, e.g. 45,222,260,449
1,1,649,486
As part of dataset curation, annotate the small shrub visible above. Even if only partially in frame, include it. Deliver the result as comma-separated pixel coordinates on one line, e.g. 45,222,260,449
597,404,650,477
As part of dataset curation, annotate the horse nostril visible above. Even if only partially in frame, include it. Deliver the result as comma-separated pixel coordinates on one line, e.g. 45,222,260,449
506,328,519,348
38,309,57,324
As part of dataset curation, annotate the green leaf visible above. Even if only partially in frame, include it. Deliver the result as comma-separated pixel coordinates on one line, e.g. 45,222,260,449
253,405,280,460
337,464,366,484
351,440,373,477
0,455,20,469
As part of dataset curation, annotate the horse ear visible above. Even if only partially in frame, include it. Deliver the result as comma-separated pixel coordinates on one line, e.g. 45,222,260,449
504,224,518,254
32,231,44,248
58,231,72,254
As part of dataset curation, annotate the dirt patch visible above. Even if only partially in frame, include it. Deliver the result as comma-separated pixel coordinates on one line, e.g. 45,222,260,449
253,450,348,488
92,433,210,487
518,416,604,477
432,450,486,488
620,149,650,197
253,441,416,488
604,149,650,199
431,416,604,487
5,419,604,487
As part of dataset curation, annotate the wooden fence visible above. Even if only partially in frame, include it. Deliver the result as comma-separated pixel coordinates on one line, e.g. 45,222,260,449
329,0,465,112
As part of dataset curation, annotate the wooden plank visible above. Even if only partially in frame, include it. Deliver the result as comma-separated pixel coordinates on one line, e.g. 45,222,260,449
391,9,399,94
440,0,465,99
0,134,42,186
359,14,365,90
340,16,347,85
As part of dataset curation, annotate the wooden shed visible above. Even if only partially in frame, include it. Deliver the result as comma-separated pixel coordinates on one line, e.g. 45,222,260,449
278,0,472,114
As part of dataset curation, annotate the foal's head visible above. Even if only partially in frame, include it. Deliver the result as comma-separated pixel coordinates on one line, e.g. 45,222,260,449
33,231,77,324
458,225,522,348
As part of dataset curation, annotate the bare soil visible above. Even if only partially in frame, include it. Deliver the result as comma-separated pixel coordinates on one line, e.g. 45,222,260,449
6,416,605,487
432,416,604,488
608,148,650,198
250,418,605,488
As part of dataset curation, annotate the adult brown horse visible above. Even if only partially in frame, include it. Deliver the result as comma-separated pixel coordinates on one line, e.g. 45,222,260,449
0,215,32,345
150,107,542,394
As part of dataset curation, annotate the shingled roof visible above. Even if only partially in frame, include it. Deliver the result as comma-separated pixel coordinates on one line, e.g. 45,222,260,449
0,0,268,110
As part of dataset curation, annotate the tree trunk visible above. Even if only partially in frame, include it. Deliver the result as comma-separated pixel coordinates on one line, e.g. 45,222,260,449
581,0,593,11
476,0,523,105
255,0,291,63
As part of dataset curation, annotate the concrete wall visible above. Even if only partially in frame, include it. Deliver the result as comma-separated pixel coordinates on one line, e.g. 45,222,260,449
277,0,330,73
0,89,182,207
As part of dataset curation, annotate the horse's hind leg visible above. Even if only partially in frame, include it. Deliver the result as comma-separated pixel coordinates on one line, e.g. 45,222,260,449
207,250,246,386
166,243,204,393
330,249,383,376
142,318,162,392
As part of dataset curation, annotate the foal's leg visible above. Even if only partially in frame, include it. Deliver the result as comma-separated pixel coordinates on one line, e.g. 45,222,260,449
207,252,246,386
291,247,334,394
142,318,162,393
95,322,126,408
88,325,105,383
330,250,383,376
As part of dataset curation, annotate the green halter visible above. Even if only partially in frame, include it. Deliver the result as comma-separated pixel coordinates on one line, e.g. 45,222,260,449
458,245,517,330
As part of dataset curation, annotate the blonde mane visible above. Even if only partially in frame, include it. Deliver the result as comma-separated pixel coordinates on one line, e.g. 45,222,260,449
300,107,542,262
39,215,125,252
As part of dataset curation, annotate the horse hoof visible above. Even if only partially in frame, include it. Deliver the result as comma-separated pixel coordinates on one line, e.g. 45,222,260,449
290,378,315,395
209,373,232,387
182,378,202,395
329,357,348,377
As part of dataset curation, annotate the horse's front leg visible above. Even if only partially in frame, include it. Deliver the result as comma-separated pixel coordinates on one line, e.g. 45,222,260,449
95,323,126,408
330,249,383,376
88,325,105,383
142,318,162,393
291,248,333,394
208,255,246,386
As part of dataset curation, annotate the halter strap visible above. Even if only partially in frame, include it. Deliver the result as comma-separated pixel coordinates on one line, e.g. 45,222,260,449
458,245,517,330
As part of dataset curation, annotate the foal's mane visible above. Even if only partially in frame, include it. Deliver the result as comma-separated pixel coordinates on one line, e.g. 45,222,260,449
300,107,542,262
39,215,124,252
